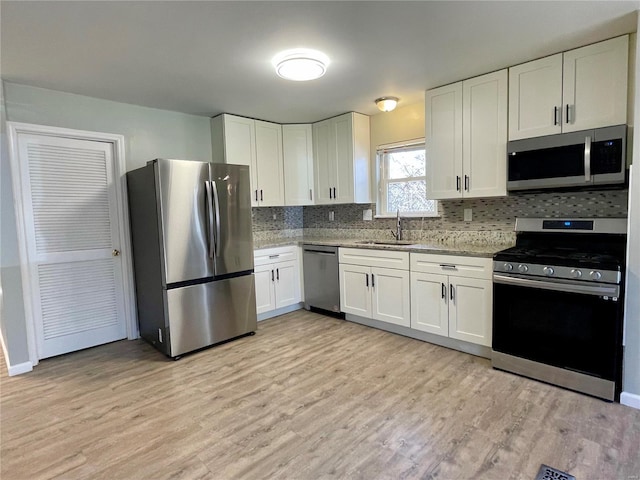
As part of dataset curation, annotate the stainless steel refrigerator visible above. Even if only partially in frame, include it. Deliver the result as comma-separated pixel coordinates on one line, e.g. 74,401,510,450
127,159,257,358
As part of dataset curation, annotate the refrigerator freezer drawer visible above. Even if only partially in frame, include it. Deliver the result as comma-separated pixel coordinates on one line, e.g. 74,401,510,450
166,274,257,357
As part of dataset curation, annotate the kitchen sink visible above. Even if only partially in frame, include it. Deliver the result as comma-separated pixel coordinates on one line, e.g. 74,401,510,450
356,240,416,246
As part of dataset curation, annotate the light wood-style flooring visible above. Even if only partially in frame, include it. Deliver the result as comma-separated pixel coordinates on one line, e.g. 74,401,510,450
2,310,639,480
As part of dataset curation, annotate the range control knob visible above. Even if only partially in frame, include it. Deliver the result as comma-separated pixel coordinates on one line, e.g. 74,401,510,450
517,264,529,273
543,266,555,276
590,270,602,281
570,269,583,278
503,263,513,272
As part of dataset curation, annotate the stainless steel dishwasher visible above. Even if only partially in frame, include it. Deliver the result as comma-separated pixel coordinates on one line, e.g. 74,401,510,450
302,244,341,314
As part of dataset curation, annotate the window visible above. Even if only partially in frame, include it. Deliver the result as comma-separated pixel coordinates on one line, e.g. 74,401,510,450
377,140,437,217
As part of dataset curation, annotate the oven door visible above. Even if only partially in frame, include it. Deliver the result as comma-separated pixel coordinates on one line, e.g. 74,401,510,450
492,274,623,382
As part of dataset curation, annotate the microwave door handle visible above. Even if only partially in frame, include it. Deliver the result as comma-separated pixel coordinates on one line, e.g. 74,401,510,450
584,135,592,182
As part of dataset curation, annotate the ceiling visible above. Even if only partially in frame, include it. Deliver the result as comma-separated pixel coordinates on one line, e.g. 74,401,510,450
1,1,638,124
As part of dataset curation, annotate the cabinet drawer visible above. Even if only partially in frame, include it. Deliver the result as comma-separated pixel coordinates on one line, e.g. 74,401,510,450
254,246,297,266
410,253,492,280
339,247,409,270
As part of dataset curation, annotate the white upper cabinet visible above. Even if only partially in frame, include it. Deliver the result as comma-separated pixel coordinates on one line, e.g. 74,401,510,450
282,124,314,205
254,120,284,206
508,54,563,139
425,83,463,200
211,114,284,206
426,69,507,200
509,35,628,140
312,112,371,205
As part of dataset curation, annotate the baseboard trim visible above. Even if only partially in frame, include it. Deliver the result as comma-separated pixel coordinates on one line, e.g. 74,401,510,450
257,303,303,322
620,392,640,410
7,361,33,376
344,313,492,359
0,329,33,376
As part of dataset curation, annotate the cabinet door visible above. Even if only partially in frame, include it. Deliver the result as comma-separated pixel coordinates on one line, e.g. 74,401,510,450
562,35,628,133
254,264,275,315
425,83,463,199
339,264,372,317
371,267,410,327
333,113,355,204
410,272,449,336
313,119,333,204
283,124,314,205
255,120,284,206
448,277,492,346
463,70,508,198
273,260,300,309
508,54,563,140
223,115,258,203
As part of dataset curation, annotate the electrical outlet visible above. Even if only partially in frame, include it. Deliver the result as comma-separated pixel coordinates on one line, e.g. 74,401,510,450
363,209,373,221
272,213,277,220
464,208,472,222
329,211,335,221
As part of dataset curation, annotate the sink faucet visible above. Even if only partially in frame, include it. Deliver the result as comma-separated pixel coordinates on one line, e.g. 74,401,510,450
390,209,403,241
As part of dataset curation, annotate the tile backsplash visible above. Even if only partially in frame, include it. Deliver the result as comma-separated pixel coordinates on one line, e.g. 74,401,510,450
252,189,629,243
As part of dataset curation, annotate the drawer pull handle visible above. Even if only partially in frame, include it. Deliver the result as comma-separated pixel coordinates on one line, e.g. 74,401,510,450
365,273,369,287
269,255,280,259
440,264,457,270
441,282,446,299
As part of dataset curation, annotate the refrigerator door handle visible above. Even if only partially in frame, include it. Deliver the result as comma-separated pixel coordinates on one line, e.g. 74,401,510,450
205,181,215,258
211,180,221,257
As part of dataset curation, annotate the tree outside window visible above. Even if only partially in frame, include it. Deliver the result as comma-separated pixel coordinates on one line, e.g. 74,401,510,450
377,142,437,216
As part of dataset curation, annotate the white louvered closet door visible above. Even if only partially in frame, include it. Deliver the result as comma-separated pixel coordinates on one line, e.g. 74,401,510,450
17,134,127,359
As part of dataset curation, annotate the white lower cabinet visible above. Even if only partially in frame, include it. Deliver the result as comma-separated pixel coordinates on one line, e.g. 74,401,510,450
410,253,492,347
339,248,410,327
254,246,301,318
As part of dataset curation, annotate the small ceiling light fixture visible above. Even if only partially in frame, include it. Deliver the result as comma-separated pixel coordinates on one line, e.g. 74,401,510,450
375,96,399,112
272,48,330,81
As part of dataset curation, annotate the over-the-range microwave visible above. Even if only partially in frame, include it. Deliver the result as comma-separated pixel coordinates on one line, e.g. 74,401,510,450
507,124,627,192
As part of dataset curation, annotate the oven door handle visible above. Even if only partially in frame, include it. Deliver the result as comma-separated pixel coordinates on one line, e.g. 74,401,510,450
493,274,620,297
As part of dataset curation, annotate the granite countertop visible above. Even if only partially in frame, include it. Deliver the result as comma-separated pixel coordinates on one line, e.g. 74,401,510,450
253,236,511,258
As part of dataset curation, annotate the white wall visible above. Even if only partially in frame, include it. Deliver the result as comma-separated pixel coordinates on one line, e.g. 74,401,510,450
622,14,640,409
0,82,213,370
0,80,31,368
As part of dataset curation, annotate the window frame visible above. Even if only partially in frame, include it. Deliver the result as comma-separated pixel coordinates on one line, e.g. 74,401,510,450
376,139,438,218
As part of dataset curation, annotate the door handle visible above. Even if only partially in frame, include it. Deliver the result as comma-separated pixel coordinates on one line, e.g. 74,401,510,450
260,189,264,201
565,104,570,124
456,176,461,192
329,188,332,199
441,282,446,299
276,268,279,281
112,249,120,257
333,187,336,199
584,136,592,182
371,273,375,288
365,273,369,287
271,269,275,282
205,181,214,258
310,189,313,201
464,175,469,192
211,180,221,257
554,106,559,126
255,190,258,202
450,284,455,302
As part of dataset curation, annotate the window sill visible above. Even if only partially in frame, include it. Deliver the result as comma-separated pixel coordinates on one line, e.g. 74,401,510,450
374,213,441,219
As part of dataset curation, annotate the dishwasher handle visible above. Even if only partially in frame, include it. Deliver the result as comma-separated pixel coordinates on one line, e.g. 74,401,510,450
304,250,336,256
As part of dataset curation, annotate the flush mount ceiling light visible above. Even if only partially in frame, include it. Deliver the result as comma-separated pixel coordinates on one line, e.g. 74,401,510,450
375,96,399,112
272,48,330,81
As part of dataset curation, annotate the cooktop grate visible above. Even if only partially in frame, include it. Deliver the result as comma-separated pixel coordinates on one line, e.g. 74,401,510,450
534,464,576,480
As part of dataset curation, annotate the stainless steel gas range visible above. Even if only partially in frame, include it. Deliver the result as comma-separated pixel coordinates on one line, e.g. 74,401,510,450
492,217,627,401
